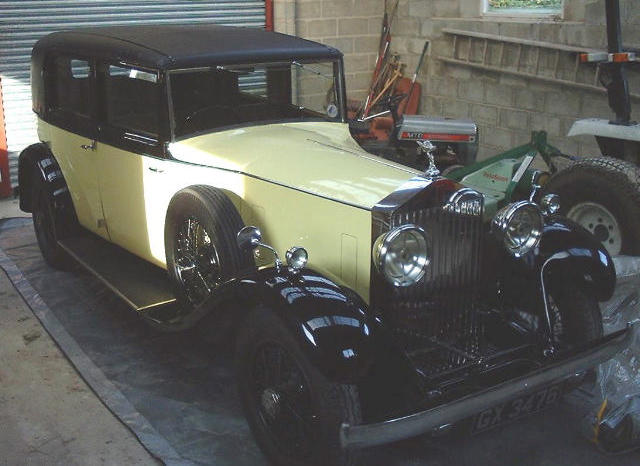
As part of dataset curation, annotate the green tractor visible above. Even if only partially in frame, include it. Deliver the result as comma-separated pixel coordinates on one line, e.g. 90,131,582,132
444,130,640,256
445,0,640,257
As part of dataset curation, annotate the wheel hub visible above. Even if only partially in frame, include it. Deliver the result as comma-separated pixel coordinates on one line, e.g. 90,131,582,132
260,388,282,420
174,217,221,306
566,202,621,255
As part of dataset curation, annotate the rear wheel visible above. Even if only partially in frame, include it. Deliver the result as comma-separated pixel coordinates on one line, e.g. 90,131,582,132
31,173,72,269
543,157,640,256
236,307,362,466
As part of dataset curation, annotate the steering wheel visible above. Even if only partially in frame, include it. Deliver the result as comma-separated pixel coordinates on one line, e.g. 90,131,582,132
181,105,241,132
379,93,407,125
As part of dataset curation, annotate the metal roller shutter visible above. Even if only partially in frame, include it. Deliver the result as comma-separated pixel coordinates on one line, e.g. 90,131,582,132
0,0,266,189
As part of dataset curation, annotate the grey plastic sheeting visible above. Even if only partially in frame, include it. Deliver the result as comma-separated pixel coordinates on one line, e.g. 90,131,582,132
0,217,638,466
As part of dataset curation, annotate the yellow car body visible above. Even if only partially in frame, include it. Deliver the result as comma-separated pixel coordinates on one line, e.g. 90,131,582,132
39,119,421,303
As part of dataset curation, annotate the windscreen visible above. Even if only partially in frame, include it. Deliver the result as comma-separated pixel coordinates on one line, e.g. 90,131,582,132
169,60,343,138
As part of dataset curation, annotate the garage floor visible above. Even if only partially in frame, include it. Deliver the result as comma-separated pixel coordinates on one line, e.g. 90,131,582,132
0,220,157,464
0,214,638,465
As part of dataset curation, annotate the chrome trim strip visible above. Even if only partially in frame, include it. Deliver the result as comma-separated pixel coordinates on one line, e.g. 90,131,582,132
373,176,437,213
306,139,421,175
124,132,158,146
167,156,373,212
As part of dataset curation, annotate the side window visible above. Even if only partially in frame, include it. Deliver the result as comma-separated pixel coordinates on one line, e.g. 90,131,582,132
49,56,91,117
105,65,160,136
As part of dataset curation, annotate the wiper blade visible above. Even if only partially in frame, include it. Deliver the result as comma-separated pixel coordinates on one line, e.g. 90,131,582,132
292,61,333,79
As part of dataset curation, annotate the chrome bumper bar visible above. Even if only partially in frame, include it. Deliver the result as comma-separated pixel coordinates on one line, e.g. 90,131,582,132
340,321,639,449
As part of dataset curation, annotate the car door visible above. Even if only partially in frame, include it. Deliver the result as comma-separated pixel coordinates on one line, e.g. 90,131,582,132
44,55,108,239
95,62,168,266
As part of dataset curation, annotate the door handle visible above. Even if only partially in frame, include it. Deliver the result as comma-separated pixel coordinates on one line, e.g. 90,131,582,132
148,166,164,173
81,140,97,151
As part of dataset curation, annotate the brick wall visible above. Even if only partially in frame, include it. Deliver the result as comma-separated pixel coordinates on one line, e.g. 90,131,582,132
274,0,384,101
392,0,640,160
273,0,639,160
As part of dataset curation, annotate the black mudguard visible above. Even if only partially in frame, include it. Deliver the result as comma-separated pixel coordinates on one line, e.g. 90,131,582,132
499,216,616,306
230,267,410,386
17,143,70,214
538,217,616,301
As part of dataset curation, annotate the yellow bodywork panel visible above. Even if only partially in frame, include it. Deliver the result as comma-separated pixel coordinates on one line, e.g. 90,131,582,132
41,120,420,303
169,122,420,210
40,122,109,239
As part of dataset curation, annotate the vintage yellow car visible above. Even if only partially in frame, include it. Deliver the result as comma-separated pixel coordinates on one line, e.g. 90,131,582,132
18,24,635,466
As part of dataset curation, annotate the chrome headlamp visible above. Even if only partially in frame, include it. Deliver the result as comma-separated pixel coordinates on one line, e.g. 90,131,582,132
540,193,560,215
286,246,308,272
492,201,543,257
373,224,429,287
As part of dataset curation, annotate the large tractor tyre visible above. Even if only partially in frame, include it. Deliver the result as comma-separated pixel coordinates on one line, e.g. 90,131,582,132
236,307,363,466
165,186,255,311
543,157,640,256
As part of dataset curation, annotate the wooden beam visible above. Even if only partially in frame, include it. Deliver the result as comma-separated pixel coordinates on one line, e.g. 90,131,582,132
438,56,640,100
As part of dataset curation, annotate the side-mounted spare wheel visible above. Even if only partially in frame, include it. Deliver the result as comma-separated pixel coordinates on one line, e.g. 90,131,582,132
543,157,640,256
165,185,255,311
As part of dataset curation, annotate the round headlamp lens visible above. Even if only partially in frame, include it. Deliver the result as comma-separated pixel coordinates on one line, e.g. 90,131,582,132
540,193,561,215
286,246,308,270
493,201,543,257
373,225,429,287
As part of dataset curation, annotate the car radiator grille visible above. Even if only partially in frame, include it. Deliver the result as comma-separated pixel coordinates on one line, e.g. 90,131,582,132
386,206,486,378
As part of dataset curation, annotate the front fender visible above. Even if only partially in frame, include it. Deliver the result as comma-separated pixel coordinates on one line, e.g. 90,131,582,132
233,268,402,385
537,217,616,301
499,216,616,304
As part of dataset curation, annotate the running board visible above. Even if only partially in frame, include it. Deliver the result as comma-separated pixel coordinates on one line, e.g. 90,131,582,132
58,234,176,312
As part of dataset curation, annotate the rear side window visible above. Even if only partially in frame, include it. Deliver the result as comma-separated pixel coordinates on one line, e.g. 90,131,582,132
105,65,160,136
48,56,91,116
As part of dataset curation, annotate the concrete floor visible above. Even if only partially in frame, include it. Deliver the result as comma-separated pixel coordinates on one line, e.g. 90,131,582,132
0,196,157,465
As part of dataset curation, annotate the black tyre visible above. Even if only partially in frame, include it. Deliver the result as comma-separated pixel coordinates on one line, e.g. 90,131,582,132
543,157,640,256
165,186,254,310
549,286,603,348
31,171,72,269
236,307,362,466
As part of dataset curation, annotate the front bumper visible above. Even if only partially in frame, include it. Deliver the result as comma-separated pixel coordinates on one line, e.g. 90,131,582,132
340,321,639,449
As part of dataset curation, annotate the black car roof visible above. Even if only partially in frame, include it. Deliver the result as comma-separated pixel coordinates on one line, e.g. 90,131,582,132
33,24,342,70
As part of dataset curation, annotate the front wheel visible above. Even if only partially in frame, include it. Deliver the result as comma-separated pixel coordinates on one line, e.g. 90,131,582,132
236,307,362,466
549,286,603,348
543,157,640,256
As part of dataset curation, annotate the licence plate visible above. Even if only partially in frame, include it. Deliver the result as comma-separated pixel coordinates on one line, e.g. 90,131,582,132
471,383,564,434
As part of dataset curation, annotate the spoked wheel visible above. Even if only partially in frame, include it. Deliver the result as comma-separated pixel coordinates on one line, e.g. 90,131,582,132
236,307,362,466
251,342,316,460
165,186,254,314
173,216,222,307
